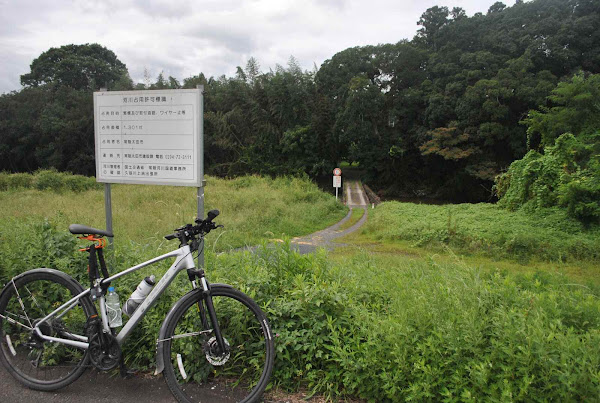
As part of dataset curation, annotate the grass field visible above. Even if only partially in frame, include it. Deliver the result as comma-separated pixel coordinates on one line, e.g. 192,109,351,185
0,173,347,253
1,173,600,401
360,201,600,264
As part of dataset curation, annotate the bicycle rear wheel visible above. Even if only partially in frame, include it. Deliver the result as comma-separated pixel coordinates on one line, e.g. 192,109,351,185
162,285,274,403
0,269,94,390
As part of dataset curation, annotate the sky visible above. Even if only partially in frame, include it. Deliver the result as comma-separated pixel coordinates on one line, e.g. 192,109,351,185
0,0,516,94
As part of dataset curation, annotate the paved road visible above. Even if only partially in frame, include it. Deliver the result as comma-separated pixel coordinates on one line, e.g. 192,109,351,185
0,367,177,403
0,182,371,402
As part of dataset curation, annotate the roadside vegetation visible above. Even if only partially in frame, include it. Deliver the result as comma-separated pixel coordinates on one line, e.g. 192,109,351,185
0,172,346,252
1,214,599,401
0,173,598,400
361,202,600,264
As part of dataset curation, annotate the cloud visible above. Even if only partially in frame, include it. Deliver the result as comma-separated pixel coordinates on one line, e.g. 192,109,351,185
0,0,516,94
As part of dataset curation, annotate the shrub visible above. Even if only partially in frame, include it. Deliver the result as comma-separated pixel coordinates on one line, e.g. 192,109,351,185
559,158,600,224
1,223,600,401
0,172,9,191
34,169,65,191
63,174,99,192
0,170,101,193
7,172,34,189
496,133,600,224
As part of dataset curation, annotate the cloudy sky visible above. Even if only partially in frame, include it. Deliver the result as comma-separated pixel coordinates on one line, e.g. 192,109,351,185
0,0,516,94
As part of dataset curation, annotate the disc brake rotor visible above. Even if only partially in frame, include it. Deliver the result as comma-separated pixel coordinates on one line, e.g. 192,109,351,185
205,336,230,366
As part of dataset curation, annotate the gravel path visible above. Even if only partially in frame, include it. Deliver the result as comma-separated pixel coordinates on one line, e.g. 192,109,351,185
235,180,369,255
289,180,368,254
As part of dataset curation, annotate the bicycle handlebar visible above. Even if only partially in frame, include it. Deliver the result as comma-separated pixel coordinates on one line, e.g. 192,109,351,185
164,209,222,243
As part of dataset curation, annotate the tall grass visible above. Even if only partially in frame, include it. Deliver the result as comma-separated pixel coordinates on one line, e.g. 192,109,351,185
0,173,346,251
1,222,599,401
362,202,600,263
2,174,600,400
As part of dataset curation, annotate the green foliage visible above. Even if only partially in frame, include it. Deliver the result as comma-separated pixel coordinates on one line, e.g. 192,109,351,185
496,72,600,224
560,157,600,223
4,0,600,201
20,43,128,91
6,172,34,189
1,225,600,401
0,170,100,193
34,169,67,191
362,201,600,263
524,72,600,148
0,175,346,250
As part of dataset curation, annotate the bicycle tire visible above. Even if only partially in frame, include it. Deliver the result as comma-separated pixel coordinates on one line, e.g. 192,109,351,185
0,269,95,391
162,285,275,403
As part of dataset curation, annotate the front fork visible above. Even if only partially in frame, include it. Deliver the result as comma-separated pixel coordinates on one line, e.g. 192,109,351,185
187,269,228,356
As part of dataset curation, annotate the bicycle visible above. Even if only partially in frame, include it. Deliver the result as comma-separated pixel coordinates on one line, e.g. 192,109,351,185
0,210,275,403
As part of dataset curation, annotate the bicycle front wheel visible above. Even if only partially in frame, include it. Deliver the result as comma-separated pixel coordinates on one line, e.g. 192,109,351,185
0,269,94,391
162,285,274,403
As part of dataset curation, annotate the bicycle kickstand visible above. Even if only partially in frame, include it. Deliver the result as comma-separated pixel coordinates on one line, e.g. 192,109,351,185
119,355,136,379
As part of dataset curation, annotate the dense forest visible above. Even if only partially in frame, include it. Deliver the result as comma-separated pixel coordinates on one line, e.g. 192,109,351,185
0,0,599,205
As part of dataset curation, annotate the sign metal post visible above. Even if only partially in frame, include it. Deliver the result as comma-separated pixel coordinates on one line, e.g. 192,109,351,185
197,85,204,269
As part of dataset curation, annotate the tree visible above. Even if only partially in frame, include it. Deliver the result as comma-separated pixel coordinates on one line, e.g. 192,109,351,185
415,6,450,48
245,57,261,84
524,72,600,148
496,73,600,223
21,44,128,90
183,73,208,89
451,7,466,21
488,2,506,14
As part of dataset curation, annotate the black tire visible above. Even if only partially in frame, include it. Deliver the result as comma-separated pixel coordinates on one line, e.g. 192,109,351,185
0,270,95,391
162,285,275,403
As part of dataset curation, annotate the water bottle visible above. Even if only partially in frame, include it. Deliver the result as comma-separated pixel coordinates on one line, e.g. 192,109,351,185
105,287,122,327
123,275,156,316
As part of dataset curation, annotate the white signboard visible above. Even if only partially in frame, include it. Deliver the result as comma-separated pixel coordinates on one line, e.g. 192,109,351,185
93,89,202,186
333,176,342,188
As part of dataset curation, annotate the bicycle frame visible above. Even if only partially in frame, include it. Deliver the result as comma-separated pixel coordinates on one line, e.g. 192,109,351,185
30,244,197,350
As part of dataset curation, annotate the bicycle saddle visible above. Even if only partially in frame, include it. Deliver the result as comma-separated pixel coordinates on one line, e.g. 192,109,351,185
69,224,113,238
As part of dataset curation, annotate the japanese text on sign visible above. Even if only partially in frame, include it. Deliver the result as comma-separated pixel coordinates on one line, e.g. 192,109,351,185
93,89,202,186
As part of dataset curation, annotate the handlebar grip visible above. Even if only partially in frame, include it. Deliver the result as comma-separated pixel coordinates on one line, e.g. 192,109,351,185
206,209,220,222
165,234,177,240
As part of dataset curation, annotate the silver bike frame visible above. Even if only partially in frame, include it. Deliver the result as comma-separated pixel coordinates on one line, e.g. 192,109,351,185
31,244,196,350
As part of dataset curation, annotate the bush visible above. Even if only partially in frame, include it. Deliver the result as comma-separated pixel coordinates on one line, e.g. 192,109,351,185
34,169,65,191
0,172,9,191
1,223,600,401
559,158,600,224
7,172,34,189
0,170,100,193
63,174,99,192
496,133,600,224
